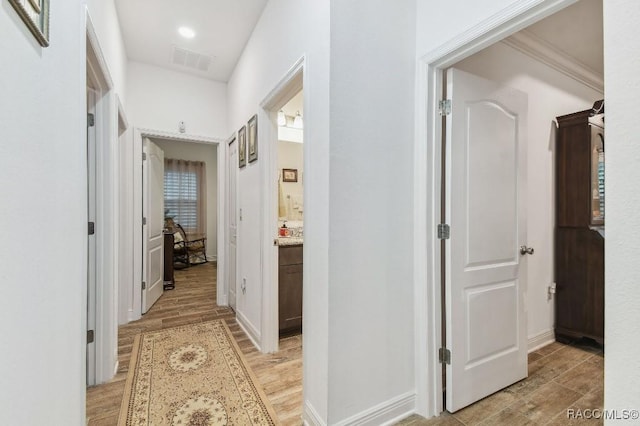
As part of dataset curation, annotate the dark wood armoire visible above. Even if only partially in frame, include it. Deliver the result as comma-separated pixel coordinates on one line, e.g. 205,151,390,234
555,102,604,345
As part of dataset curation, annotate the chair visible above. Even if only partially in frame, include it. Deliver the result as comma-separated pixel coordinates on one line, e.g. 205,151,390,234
172,223,207,269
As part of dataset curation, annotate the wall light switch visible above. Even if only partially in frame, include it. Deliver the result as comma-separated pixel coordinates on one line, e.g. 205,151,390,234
239,208,243,221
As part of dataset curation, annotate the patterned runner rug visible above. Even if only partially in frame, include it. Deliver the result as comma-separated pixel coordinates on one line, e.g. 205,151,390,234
118,320,279,425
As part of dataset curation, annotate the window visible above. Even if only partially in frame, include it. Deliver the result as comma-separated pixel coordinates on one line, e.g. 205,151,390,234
164,159,206,235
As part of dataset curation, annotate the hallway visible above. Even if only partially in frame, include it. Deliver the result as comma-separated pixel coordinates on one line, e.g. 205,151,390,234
86,262,303,425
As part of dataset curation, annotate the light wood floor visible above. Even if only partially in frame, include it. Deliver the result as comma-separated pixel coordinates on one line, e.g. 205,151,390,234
87,262,603,426
86,262,303,425
397,341,604,425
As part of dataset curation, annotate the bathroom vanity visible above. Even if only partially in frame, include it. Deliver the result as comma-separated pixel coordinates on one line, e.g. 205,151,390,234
278,240,303,335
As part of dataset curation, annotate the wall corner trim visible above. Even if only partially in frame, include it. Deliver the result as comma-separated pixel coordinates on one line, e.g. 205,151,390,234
502,29,604,93
137,128,224,145
260,55,305,109
85,10,115,90
333,392,416,426
419,0,578,67
303,401,326,426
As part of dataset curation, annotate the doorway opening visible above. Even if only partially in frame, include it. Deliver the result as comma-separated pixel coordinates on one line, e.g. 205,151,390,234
275,90,304,338
86,20,120,387
416,0,605,418
133,130,223,318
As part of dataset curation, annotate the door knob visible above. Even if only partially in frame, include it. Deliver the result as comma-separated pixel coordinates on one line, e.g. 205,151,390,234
520,245,534,255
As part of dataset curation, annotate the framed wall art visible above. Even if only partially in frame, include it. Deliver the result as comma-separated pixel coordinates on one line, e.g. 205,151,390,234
9,0,50,47
282,168,298,182
238,125,247,168
248,114,258,163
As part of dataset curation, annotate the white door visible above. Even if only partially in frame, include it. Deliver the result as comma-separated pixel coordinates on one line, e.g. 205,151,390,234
445,68,529,412
142,138,165,314
86,89,97,386
228,138,238,311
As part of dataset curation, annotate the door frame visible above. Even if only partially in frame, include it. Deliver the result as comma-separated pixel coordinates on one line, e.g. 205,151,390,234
131,129,226,320
414,0,579,418
225,133,238,311
257,56,305,354
86,11,120,385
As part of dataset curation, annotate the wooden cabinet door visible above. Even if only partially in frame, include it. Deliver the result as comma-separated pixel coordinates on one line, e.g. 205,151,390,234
279,263,303,333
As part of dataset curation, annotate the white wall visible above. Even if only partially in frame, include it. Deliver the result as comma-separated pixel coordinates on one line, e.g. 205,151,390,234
230,0,416,422
0,1,86,424
603,0,640,420
153,139,218,260
86,0,128,106
226,0,330,421
328,0,417,422
454,41,603,344
278,141,304,221
127,61,227,137
123,61,227,323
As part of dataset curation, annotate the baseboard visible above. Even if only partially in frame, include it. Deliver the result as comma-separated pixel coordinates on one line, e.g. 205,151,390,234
206,255,217,262
303,400,326,426
113,360,119,376
236,311,262,352
334,392,416,426
528,329,555,353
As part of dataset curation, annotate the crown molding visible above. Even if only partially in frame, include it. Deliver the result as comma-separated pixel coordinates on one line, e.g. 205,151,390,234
502,29,604,93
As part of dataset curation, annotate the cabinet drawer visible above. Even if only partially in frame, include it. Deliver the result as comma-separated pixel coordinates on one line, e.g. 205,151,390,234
279,245,303,265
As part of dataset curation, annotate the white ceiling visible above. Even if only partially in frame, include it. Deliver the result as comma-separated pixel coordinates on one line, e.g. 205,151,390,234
115,0,268,82
114,0,602,84
524,0,603,74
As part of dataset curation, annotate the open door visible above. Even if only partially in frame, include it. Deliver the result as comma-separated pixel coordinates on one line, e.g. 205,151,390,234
228,138,238,311
445,68,529,412
142,138,165,314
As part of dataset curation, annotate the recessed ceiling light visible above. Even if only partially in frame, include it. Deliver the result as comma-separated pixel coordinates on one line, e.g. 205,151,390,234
178,27,195,39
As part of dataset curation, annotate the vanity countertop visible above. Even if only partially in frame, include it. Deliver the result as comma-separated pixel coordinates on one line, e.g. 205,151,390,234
277,236,303,246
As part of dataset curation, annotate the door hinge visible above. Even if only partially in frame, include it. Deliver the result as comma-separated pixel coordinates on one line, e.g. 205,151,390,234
439,347,451,364
437,224,450,240
142,217,147,226
142,152,147,161
87,330,95,344
88,221,95,235
87,113,95,127
438,99,451,116
142,281,146,290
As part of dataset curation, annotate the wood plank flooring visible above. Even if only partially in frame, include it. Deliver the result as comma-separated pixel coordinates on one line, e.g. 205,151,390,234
396,340,604,425
86,262,303,425
87,261,602,425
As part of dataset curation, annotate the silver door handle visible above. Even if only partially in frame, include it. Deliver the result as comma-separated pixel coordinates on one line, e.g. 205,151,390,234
520,245,534,255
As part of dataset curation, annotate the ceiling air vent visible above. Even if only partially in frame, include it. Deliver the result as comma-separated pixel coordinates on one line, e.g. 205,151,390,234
171,46,213,72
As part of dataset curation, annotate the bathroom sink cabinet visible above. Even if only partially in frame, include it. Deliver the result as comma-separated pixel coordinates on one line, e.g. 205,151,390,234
279,244,303,335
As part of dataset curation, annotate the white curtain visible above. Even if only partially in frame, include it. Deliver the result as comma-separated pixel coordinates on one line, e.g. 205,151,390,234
164,158,206,236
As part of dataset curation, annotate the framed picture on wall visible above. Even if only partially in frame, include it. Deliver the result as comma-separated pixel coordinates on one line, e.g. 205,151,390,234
283,168,298,182
238,125,247,168
248,114,258,163
9,0,50,47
